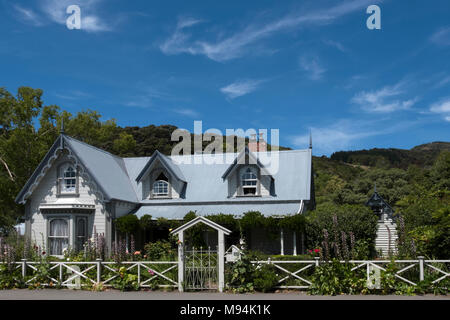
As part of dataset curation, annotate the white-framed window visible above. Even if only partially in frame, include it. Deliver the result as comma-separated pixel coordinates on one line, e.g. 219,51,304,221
48,218,69,256
62,166,77,193
152,172,170,197
241,167,258,196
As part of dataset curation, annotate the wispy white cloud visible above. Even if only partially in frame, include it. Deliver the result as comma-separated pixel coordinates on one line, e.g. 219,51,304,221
351,81,418,113
12,5,43,26
160,17,203,55
430,26,450,46
299,56,326,80
172,108,199,117
220,79,264,99
41,0,111,32
124,87,174,108
323,39,348,52
436,75,450,88
160,0,379,62
52,90,91,100
430,98,450,122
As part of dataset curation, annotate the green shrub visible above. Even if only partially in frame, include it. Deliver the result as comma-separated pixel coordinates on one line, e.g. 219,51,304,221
111,266,139,291
308,259,367,295
144,240,176,261
253,264,278,292
0,264,25,289
227,254,255,293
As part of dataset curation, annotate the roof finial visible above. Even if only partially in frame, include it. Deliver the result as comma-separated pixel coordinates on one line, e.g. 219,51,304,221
374,182,377,193
60,117,65,134
309,129,312,149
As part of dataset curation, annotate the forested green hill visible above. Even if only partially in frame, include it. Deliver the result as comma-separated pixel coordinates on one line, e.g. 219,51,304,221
330,142,450,169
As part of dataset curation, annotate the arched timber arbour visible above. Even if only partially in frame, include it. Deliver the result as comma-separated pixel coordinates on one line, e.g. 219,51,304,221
170,216,231,292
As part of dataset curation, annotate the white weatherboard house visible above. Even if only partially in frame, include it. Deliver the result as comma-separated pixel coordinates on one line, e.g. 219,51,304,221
15,131,315,256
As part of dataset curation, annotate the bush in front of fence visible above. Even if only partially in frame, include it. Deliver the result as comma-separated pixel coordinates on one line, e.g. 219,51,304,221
308,259,368,295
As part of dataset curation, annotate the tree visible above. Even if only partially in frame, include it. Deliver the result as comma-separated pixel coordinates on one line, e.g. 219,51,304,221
430,151,450,190
305,203,378,258
0,87,137,233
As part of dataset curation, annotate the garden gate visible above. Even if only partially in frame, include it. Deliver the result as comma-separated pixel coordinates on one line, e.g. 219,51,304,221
170,216,231,292
184,246,218,290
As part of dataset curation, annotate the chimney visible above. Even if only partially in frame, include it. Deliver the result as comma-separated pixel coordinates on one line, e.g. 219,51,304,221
248,133,267,152
248,134,258,152
258,132,267,152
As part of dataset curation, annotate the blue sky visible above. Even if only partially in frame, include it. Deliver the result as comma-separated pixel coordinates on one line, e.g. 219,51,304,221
1,0,449,156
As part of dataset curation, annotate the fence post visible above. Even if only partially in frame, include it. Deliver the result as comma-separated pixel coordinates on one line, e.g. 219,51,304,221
314,257,320,267
137,262,141,287
59,263,63,285
96,258,102,284
21,259,27,278
418,256,424,282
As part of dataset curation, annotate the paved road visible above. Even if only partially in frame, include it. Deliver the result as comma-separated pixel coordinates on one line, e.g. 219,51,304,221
0,289,448,300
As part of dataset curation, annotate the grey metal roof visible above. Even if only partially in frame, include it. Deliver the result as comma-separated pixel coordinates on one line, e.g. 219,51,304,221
135,150,186,182
134,201,303,220
221,147,272,180
64,136,138,203
17,135,312,215
124,149,312,204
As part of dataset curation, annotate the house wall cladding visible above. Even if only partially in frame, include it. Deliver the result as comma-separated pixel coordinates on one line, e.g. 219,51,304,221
376,217,398,256
28,153,106,248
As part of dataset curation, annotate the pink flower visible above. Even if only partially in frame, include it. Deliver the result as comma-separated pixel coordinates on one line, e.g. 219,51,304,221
314,249,320,253
134,251,141,255
148,269,155,275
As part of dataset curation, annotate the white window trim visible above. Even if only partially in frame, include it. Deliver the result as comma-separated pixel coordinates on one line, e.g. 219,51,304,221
46,214,90,257
57,162,80,197
149,169,172,199
152,180,169,197
238,166,260,197
47,216,70,258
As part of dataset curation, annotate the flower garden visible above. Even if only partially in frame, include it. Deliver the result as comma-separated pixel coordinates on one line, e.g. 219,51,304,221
1,210,449,295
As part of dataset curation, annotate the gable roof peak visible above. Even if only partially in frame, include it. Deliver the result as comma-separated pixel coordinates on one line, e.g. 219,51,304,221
135,149,186,183
221,146,273,180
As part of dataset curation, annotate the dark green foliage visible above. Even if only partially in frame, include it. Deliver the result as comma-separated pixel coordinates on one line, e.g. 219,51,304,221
305,204,378,259
111,266,139,291
143,240,176,260
253,264,279,292
227,253,255,293
115,215,140,234
240,211,280,240
331,142,450,169
308,259,368,295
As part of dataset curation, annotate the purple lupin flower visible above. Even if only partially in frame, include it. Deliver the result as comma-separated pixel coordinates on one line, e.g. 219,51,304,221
332,214,341,260
322,229,330,261
349,232,355,259
341,231,349,261
130,235,135,261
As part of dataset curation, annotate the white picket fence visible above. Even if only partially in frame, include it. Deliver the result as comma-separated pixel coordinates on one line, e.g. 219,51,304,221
1,260,178,289
251,257,450,289
1,257,449,291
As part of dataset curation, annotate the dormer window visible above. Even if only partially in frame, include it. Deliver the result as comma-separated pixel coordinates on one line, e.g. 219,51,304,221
57,163,79,196
63,166,76,193
241,167,258,196
152,172,170,198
